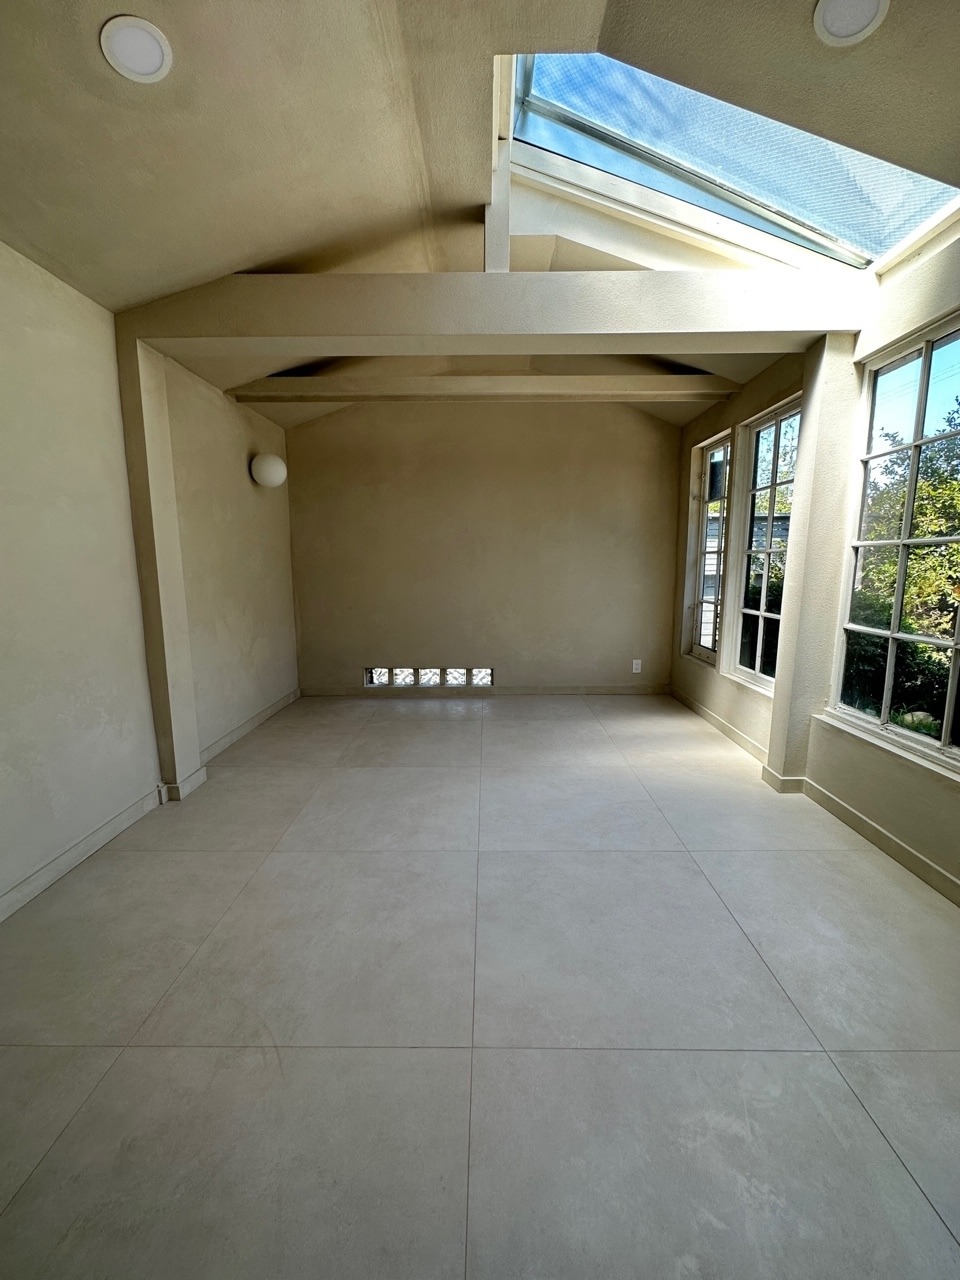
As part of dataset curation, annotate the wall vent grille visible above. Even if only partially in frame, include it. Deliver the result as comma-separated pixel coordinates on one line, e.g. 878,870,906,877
364,667,493,688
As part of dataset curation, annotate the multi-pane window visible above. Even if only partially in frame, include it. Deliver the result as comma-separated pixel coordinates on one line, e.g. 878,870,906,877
693,438,731,655
738,408,800,679
839,327,960,750
365,667,493,688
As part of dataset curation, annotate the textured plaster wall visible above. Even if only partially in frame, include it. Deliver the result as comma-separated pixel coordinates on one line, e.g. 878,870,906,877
165,360,298,753
0,241,159,912
670,355,805,759
288,400,679,693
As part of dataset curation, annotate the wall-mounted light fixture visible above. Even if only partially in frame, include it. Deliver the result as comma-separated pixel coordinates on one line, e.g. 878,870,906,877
250,453,288,488
100,15,173,82
813,0,889,46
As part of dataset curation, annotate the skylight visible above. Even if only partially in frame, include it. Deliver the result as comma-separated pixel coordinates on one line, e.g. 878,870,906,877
514,54,958,266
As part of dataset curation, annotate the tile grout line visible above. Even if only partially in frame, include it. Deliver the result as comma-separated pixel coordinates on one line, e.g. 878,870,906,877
119,848,279,1054
684,846,960,1245
825,1048,960,1249
592,703,690,852
0,704,377,1222
685,848,828,1050
592,704,833,1050
605,709,960,1251
118,705,426,1055
8,1042,959,1053
0,1046,124,1222
116,709,331,1047
462,705,485,1278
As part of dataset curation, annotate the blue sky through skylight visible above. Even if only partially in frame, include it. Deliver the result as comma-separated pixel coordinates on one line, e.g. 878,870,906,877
515,54,958,263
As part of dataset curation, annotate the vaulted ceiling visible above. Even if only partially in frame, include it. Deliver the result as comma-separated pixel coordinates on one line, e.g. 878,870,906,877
1,0,958,311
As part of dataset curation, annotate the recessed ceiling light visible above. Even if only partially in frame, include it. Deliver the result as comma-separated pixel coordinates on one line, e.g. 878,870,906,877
100,15,172,83
813,0,889,46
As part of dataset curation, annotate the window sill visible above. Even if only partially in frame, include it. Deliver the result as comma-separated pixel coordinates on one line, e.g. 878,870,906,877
721,666,775,699
687,647,718,667
818,708,960,783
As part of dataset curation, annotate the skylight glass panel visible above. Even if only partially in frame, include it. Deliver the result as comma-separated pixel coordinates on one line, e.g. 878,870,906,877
514,53,958,264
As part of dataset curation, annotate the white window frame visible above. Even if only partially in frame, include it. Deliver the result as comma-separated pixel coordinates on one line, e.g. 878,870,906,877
830,312,960,769
688,432,732,664
722,399,803,690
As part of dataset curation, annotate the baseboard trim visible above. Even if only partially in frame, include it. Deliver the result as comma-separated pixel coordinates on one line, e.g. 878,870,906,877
669,688,768,764
199,689,300,764
804,779,960,908
0,788,161,923
166,766,208,802
298,684,670,698
761,766,805,793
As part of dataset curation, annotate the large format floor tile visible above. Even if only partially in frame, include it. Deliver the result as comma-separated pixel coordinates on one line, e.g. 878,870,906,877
105,766,322,852
369,697,484,721
0,1047,119,1212
480,695,594,720
6,691,952,1275
466,1049,960,1280
0,849,266,1045
339,719,482,766
833,1051,960,1240
0,1047,471,1280
272,697,376,725
474,852,815,1048
210,717,361,767
277,767,481,851
480,766,683,851
480,720,623,766
695,846,960,1048
643,772,874,850
586,694,693,724
137,851,477,1047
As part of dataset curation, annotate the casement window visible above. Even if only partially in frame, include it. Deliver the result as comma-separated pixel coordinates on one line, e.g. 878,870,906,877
839,326,960,752
737,406,801,680
692,437,731,659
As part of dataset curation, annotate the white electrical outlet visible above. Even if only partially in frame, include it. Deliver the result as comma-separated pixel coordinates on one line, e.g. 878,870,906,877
632,659,642,674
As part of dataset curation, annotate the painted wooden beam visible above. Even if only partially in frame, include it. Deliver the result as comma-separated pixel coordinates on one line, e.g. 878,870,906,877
118,269,871,359
230,373,741,403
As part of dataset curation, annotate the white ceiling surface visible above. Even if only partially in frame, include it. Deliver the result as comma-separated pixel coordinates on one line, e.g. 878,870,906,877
1,0,957,311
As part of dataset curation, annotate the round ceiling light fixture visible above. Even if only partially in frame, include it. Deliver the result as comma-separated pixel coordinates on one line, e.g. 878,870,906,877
813,0,889,45
100,15,172,83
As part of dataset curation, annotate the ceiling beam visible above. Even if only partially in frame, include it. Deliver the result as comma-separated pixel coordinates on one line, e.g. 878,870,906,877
119,269,870,360
230,373,741,403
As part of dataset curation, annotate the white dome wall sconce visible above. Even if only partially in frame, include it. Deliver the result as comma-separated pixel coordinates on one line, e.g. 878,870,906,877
100,16,173,82
813,0,889,46
250,453,288,488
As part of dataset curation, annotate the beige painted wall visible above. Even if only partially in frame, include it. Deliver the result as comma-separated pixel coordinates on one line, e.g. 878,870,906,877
0,241,159,916
806,717,960,907
165,360,299,756
670,355,805,759
288,400,679,693
667,244,960,905
798,239,960,905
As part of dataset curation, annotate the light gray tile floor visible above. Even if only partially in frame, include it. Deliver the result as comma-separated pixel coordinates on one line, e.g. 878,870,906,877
2,694,958,1277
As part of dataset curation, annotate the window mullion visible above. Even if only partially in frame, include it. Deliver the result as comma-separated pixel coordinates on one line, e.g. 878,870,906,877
715,471,727,651
942,650,959,749
879,636,897,723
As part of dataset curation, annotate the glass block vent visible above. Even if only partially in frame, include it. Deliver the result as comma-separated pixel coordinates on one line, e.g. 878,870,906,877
364,668,494,688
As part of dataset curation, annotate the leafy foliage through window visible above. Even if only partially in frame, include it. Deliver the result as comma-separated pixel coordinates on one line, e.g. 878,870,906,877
840,330,960,749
